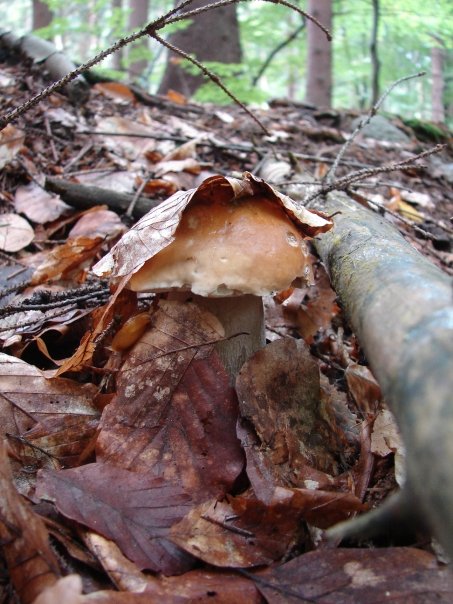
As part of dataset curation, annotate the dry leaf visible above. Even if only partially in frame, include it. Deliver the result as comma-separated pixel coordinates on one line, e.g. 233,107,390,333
94,82,136,103
0,213,34,252
97,300,244,498
36,464,195,574
236,338,343,484
68,209,125,239
25,236,103,285
0,439,60,604
256,547,453,603
0,123,25,169
15,183,71,224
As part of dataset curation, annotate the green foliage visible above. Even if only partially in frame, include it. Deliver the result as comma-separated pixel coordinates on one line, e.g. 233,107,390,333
2,0,453,124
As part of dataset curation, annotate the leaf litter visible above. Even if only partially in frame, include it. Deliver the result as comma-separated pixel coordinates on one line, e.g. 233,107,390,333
0,49,452,602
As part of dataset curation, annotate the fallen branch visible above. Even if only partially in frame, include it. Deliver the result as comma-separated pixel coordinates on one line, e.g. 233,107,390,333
311,190,453,558
45,177,160,218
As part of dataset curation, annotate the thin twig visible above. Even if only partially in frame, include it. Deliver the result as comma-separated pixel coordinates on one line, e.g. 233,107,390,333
305,144,446,206
326,71,426,184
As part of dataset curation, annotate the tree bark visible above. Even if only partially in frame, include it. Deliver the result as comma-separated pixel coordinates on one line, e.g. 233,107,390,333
128,0,149,82
310,190,453,559
370,0,380,105
111,0,124,71
32,0,53,32
157,0,242,98
305,0,332,108
431,46,445,123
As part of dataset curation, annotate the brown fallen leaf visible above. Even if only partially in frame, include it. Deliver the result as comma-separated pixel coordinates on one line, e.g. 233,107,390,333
236,338,347,486
97,300,244,499
93,82,136,103
255,547,453,603
0,123,25,169
170,494,308,568
23,236,104,285
296,262,340,344
0,439,60,604
53,286,137,376
36,463,195,574
0,353,99,440
68,209,125,240
15,182,71,224
0,213,34,252
345,362,382,415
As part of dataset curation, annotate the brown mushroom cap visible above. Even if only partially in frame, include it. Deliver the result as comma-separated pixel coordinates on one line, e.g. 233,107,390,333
129,195,310,296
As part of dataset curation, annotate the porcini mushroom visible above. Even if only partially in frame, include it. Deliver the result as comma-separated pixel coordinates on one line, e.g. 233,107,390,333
127,194,313,379
93,173,332,380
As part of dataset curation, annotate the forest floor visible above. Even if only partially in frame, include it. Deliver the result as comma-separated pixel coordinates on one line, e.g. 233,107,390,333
1,52,453,603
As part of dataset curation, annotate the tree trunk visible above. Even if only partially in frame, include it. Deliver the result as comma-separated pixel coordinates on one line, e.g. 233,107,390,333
310,190,453,560
111,0,124,71
431,46,445,123
305,0,332,108
370,0,380,105
158,0,242,98
32,0,53,32
128,0,149,82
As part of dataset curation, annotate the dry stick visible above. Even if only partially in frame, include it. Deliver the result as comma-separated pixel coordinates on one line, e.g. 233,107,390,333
325,71,426,185
304,144,446,206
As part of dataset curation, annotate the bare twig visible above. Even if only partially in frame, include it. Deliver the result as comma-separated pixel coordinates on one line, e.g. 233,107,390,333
305,144,445,206
326,71,426,184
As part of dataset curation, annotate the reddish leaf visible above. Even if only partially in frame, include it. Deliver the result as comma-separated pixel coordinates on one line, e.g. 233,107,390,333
36,464,195,574
0,354,98,439
0,439,60,604
171,496,304,568
97,300,244,499
256,547,453,603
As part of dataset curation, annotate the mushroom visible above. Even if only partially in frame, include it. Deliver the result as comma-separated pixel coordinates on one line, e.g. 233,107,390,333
128,193,313,379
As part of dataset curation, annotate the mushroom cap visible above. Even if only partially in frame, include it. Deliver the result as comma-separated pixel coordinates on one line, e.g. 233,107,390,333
129,195,311,297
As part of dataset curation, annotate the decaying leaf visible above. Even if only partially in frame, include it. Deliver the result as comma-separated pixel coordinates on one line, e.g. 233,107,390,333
68,208,125,240
24,236,104,285
93,172,333,282
36,464,195,574
0,124,25,169
0,353,99,439
345,363,382,414
97,300,244,498
256,547,453,603
0,439,60,604
170,495,306,568
15,182,71,224
236,338,347,486
0,213,34,252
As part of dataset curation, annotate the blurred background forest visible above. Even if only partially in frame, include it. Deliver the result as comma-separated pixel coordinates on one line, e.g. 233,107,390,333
3,0,453,126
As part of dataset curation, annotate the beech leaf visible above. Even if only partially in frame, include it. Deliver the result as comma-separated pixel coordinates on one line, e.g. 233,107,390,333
36,463,195,574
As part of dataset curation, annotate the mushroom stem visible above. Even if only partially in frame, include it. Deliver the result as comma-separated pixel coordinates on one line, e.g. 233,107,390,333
192,294,265,381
